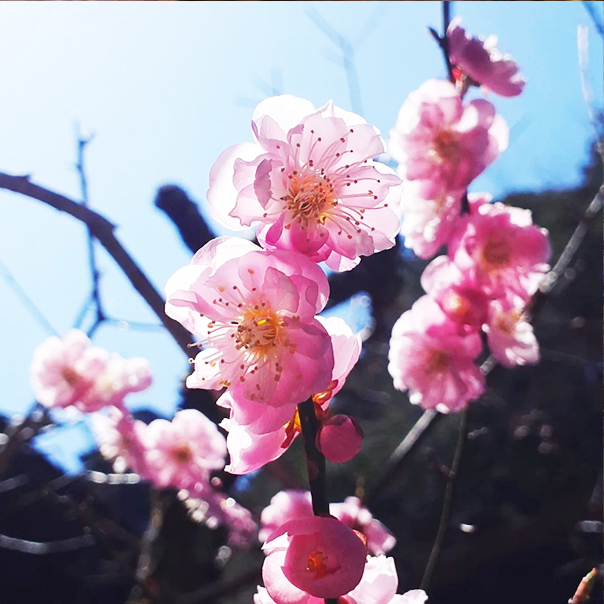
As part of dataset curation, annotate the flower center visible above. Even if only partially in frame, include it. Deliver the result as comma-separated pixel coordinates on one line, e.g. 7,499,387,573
426,349,450,374
172,443,194,464
481,238,511,270
305,547,339,579
284,172,337,225
236,307,284,357
430,130,461,165
493,308,522,335
61,366,82,387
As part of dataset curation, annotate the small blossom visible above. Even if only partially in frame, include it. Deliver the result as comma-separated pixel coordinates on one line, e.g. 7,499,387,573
208,95,402,271
166,237,334,434
30,329,152,413
144,409,227,490
260,491,396,556
448,17,525,97
262,516,366,604
448,195,551,302
388,296,484,412
389,79,508,189
484,298,539,367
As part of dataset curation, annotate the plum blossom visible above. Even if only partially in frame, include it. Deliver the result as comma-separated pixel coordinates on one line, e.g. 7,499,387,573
448,17,525,97
166,237,334,435
316,414,363,463
144,409,227,490
448,195,551,302
389,79,508,189
92,405,149,475
31,329,152,413
220,316,362,474
399,179,464,259
388,296,484,412
262,516,367,604
255,556,427,604
484,298,539,367
260,491,396,556
207,95,402,271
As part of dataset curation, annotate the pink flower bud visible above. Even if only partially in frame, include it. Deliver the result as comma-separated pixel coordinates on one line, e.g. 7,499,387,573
316,415,363,463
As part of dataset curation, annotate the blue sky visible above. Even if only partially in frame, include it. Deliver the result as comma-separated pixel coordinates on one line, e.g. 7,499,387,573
0,1,601,472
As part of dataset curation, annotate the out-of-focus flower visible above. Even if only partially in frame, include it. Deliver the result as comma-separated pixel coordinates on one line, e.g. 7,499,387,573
262,516,366,604
31,329,152,412
389,79,508,189
448,195,551,302
221,316,362,474
144,409,226,490
166,237,334,435
484,298,539,367
388,296,484,412
448,17,525,97
260,491,396,556
207,94,402,272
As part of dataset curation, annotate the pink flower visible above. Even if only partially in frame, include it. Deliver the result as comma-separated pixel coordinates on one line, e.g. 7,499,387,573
262,516,366,604
166,237,334,435
207,95,402,271
92,406,149,475
260,491,396,557
420,255,490,332
388,296,484,412
220,316,362,474
484,298,539,367
30,329,152,412
448,195,551,302
399,179,464,259
389,79,508,189
144,409,226,490
255,556,427,604
316,414,363,463
448,18,525,97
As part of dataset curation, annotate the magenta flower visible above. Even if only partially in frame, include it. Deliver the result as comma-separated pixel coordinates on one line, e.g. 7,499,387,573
220,316,361,473
448,17,525,97
166,237,334,434
484,298,539,367
316,414,363,463
92,406,149,475
400,179,464,259
207,95,402,271
144,409,227,490
388,296,484,412
448,195,551,302
30,329,152,413
255,556,427,604
262,516,366,604
260,491,396,557
389,79,508,189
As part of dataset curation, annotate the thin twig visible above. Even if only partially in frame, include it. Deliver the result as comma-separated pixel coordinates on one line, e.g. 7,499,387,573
420,406,469,591
0,172,194,357
582,1,604,37
0,532,95,554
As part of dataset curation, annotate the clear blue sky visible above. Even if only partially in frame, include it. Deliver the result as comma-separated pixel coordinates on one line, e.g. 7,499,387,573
0,1,601,472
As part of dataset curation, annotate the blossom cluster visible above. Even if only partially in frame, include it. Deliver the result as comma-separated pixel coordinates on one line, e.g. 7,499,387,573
387,20,551,413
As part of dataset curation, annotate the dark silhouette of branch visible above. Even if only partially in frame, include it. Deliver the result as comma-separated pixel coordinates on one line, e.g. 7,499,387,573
0,172,194,358
155,185,217,254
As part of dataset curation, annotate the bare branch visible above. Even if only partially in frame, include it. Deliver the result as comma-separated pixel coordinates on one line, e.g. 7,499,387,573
0,532,94,555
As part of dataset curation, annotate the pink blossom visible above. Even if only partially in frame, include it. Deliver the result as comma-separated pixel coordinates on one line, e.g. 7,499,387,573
166,237,334,435
316,414,363,463
260,491,396,556
220,316,362,474
420,255,490,332
144,409,226,490
262,516,366,604
448,18,525,97
92,406,149,475
448,195,551,302
207,95,402,271
389,79,508,189
484,298,539,367
388,296,484,412
255,556,427,604
30,329,152,413
399,179,464,259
